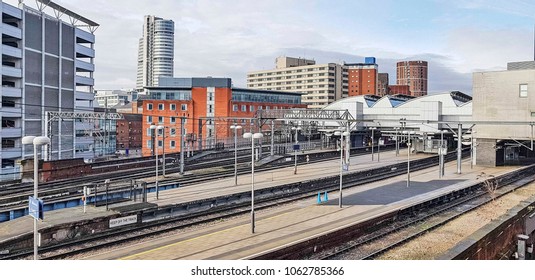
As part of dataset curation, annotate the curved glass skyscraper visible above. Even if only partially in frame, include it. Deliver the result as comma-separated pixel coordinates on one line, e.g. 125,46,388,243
136,15,174,90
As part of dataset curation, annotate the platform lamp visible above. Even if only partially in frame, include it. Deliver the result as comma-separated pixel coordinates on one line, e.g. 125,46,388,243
334,131,350,208
150,125,164,199
230,124,242,186
22,135,50,260
291,126,301,175
243,132,263,233
370,127,376,161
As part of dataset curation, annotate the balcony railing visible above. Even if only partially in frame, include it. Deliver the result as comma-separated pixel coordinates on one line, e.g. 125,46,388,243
2,65,22,78
75,44,95,58
0,127,21,138
75,75,94,86
1,23,21,39
75,59,95,72
2,44,22,58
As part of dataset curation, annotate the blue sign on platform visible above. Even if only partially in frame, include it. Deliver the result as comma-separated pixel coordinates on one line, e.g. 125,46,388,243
28,196,44,220
293,144,300,151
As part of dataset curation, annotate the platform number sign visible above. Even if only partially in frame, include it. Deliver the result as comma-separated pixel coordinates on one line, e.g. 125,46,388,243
28,196,44,220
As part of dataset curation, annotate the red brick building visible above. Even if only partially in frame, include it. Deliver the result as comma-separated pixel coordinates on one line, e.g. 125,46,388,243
116,113,142,155
346,63,378,96
134,77,306,156
388,85,411,96
396,60,428,97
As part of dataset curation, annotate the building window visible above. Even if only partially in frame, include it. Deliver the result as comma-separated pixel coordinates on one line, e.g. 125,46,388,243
171,104,176,111
158,140,163,148
181,104,187,111
520,84,528,97
147,103,153,110
147,116,153,123
158,104,164,110
241,105,247,112
233,104,238,112
158,116,164,124
170,128,176,136
266,106,270,110
147,128,152,136
208,104,213,113
147,140,152,148
171,117,176,124
258,106,263,110
250,105,255,112
170,140,176,149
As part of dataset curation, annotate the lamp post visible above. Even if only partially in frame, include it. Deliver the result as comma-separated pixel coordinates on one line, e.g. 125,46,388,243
334,131,350,208
407,131,411,188
370,127,375,161
243,132,263,234
161,126,166,177
230,124,242,186
440,130,445,178
291,126,301,175
22,135,50,260
150,125,164,199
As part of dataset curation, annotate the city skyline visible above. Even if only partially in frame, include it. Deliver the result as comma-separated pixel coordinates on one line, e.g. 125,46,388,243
7,0,535,94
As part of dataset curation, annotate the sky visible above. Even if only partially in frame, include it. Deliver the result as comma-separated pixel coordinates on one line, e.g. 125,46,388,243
7,0,535,94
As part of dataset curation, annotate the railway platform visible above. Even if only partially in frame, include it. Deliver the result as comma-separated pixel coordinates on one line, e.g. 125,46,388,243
85,159,517,260
0,149,424,247
0,149,517,259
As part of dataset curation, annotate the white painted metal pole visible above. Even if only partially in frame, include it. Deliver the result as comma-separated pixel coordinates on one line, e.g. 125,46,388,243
271,120,274,156
407,132,411,188
251,136,255,234
162,128,166,177
457,123,462,174
33,145,38,260
339,137,343,208
294,128,298,175
371,128,374,161
155,141,159,200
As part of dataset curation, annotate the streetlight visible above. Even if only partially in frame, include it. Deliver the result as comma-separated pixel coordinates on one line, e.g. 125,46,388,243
150,124,164,199
291,126,301,175
334,131,350,208
243,132,263,234
407,131,412,188
230,124,242,186
370,127,376,161
22,135,50,260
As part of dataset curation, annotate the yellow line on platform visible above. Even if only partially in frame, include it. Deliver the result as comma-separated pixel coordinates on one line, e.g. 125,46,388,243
119,205,318,260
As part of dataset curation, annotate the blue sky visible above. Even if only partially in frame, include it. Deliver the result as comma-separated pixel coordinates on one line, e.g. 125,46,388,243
6,0,535,94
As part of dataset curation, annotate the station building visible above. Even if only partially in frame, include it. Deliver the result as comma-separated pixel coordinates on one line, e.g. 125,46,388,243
321,91,473,152
133,77,306,156
473,61,535,166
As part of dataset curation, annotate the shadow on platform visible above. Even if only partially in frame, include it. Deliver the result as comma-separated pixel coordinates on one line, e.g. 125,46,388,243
323,179,465,206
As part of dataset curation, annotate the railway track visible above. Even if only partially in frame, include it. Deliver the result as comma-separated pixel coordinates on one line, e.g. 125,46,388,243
0,148,450,260
315,166,535,260
0,145,399,211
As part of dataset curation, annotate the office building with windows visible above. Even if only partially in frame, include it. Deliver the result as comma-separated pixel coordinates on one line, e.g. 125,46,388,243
136,15,174,91
0,1,97,180
95,89,137,108
247,56,345,109
134,77,305,156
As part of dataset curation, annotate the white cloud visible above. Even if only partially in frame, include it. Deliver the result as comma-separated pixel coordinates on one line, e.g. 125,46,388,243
5,0,533,95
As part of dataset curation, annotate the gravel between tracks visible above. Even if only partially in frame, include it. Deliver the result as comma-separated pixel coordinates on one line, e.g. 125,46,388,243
377,182,535,260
